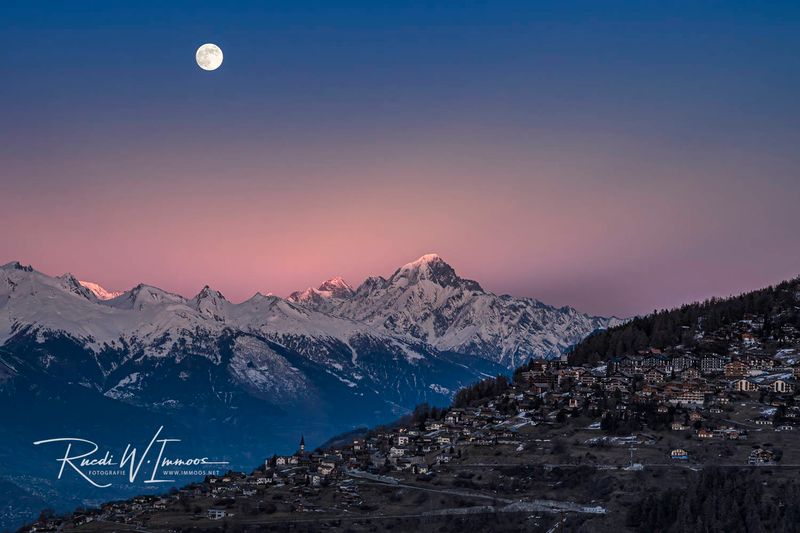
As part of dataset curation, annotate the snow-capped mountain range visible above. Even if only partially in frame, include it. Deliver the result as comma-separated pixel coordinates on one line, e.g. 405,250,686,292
0,254,619,437
289,254,621,367
1,254,619,375
0,255,619,526
0,253,619,442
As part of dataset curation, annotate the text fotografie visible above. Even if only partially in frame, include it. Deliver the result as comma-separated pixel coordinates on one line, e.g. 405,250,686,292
33,426,229,488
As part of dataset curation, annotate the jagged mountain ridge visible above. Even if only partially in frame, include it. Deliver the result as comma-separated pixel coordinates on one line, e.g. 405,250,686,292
0,255,619,430
288,254,621,367
78,280,123,300
0,255,620,370
0,260,500,410
289,276,355,304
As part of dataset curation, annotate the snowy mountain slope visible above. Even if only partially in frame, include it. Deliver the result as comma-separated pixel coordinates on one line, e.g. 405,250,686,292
1,255,619,376
0,261,506,414
1,262,134,348
79,280,123,300
288,276,355,307
290,254,621,367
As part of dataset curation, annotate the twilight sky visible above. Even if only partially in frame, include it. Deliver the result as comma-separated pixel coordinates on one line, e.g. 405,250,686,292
1,1,799,317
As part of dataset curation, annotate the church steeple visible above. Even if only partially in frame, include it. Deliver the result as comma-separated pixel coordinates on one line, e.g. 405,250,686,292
299,434,305,453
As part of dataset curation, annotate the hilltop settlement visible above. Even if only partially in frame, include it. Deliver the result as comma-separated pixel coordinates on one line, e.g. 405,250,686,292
21,278,800,532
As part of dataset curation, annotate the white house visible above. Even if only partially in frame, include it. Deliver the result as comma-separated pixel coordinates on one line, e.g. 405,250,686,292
207,508,227,520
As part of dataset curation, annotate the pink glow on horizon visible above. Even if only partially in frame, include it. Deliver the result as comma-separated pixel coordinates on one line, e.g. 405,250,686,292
2,130,798,317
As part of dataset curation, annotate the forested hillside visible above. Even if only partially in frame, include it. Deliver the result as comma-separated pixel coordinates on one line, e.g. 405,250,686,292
568,277,800,366
627,468,800,532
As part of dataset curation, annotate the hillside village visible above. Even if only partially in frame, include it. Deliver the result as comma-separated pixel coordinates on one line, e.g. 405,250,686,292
22,298,800,532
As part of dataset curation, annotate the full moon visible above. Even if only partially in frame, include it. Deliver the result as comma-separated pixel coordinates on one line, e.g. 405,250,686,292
196,43,223,71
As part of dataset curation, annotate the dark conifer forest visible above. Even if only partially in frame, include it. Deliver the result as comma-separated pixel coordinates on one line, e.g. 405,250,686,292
627,468,800,532
569,278,800,366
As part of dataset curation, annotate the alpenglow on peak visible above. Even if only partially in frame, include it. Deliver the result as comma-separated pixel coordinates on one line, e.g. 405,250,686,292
391,253,482,291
